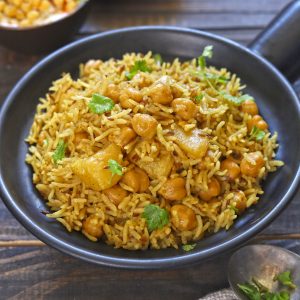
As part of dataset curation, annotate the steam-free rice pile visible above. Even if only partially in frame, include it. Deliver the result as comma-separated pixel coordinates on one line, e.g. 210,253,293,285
26,48,283,250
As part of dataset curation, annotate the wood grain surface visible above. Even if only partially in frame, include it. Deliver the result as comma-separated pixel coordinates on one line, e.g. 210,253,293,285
1,0,299,299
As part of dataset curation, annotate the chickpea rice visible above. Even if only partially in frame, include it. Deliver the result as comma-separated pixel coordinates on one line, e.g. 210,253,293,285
26,51,283,250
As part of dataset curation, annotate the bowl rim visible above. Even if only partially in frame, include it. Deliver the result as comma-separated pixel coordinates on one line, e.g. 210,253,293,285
0,26,300,269
0,0,90,31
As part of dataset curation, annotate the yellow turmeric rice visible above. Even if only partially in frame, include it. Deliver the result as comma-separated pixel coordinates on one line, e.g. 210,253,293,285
26,49,283,250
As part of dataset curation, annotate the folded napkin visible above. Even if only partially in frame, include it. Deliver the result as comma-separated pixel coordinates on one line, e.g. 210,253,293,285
200,289,238,300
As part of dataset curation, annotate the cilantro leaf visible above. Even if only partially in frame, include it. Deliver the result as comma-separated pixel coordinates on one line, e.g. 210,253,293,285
228,205,239,214
107,159,123,177
142,204,169,232
154,54,163,65
264,291,290,300
52,140,66,164
220,91,254,106
275,271,296,289
202,45,213,58
194,94,204,103
277,291,291,300
198,45,213,70
205,73,229,83
238,283,261,300
88,94,115,114
182,243,196,252
249,126,266,141
126,60,152,80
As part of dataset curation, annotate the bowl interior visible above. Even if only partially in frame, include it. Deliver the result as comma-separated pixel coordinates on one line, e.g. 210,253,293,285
1,27,299,268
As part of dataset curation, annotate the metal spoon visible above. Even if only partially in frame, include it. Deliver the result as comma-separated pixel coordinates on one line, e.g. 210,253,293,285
228,245,300,299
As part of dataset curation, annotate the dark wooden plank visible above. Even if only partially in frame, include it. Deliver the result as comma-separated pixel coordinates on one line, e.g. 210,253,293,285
82,12,273,31
79,0,289,32
0,239,300,300
88,0,289,14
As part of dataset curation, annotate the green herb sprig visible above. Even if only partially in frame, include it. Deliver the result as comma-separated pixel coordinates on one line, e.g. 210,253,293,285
194,94,204,103
249,126,266,141
88,94,115,114
220,91,254,106
142,204,169,232
275,271,297,289
126,60,152,80
52,140,67,164
228,205,239,214
107,159,123,177
194,45,229,85
182,243,196,252
238,270,296,300
198,45,213,70
154,54,163,65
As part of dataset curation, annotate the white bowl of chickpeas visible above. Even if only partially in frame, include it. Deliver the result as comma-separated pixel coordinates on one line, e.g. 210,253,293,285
0,0,90,53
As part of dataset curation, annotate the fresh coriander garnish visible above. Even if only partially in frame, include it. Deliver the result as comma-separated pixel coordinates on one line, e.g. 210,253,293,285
194,94,204,103
220,91,254,106
198,45,213,70
142,204,169,232
88,94,115,115
125,60,152,80
154,54,163,65
275,271,297,289
238,270,296,300
52,140,66,164
107,159,123,177
228,205,239,214
238,283,261,300
206,73,229,83
249,126,266,141
182,243,196,252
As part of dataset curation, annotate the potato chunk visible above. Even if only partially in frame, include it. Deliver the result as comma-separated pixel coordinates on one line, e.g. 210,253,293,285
71,143,123,191
173,126,209,159
136,151,174,179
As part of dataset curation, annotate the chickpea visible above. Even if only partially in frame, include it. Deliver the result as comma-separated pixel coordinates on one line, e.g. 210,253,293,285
104,83,120,102
119,87,143,109
170,205,197,231
82,214,103,239
220,158,240,181
230,191,247,214
247,115,268,131
74,131,88,144
171,85,183,98
103,185,128,205
241,100,258,115
131,113,158,139
121,167,149,193
27,10,39,21
148,82,173,105
118,126,137,147
159,177,187,201
1,0,80,27
38,131,47,146
172,98,197,120
0,2,5,12
240,152,264,177
132,73,152,88
198,177,221,202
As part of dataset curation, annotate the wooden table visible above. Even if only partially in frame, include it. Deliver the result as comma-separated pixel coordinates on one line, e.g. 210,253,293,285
1,1,300,299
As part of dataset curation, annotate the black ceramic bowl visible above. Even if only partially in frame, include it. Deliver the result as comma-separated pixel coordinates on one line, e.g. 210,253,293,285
0,0,90,54
1,3,300,269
